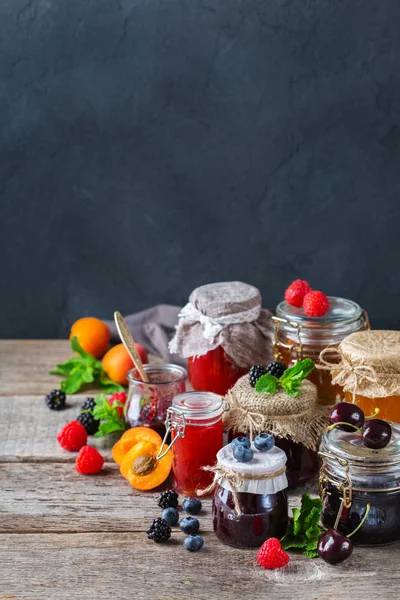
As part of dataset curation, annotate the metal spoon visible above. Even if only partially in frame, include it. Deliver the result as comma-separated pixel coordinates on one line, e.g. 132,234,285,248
114,311,149,382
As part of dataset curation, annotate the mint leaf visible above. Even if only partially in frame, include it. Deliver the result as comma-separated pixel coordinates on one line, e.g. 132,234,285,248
301,494,322,514
280,358,315,383
281,535,306,550
281,494,322,558
99,370,125,393
304,548,319,559
60,369,85,394
255,373,279,394
90,394,128,438
292,507,302,536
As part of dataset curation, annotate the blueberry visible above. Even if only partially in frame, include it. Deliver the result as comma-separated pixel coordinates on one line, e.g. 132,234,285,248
254,432,275,452
231,436,251,450
162,507,179,526
179,516,200,535
182,497,202,515
233,444,253,463
184,535,204,552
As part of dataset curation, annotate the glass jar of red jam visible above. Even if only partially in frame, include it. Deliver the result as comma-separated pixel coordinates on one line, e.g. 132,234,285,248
319,423,400,545
188,346,246,396
169,281,274,396
126,364,187,438
212,442,288,548
274,297,368,405
167,391,223,496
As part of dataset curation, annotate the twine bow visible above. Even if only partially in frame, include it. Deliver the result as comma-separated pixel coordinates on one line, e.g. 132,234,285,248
225,391,265,441
197,463,287,515
317,347,378,401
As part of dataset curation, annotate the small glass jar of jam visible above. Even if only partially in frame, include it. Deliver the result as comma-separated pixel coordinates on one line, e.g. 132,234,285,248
333,330,400,424
212,442,288,548
164,391,223,496
273,297,368,404
319,423,400,545
126,364,187,438
169,281,274,396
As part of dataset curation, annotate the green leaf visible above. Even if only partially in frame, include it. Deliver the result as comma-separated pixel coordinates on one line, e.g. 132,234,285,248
255,373,279,394
90,394,128,438
280,358,315,383
292,508,302,535
99,370,125,393
301,493,322,514
304,548,319,559
281,535,306,550
282,493,322,559
94,421,127,438
60,370,85,394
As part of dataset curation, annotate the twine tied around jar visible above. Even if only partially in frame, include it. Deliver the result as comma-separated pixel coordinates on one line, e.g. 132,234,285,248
316,347,378,401
197,463,287,515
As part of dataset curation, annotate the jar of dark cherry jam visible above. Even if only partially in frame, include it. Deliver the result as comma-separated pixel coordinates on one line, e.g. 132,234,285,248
273,297,368,405
212,442,288,548
319,423,400,545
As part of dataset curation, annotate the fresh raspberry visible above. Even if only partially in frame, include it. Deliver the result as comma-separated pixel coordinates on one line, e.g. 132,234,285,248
75,446,104,474
109,392,127,418
257,538,290,570
284,280,311,308
57,420,88,452
303,290,330,317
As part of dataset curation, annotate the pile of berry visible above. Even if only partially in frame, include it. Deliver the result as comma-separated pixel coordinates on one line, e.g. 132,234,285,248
231,433,275,463
284,279,330,317
48,391,127,475
146,490,204,552
249,361,287,388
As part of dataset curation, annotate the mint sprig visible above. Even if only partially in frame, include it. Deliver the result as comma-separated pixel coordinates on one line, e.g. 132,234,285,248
282,493,322,558
50,336,125,395
89,394,128,438
255,358,315,397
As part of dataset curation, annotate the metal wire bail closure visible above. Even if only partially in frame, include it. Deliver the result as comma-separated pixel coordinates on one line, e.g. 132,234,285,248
156,407,186,460
318,450,353,528
272,315,303,362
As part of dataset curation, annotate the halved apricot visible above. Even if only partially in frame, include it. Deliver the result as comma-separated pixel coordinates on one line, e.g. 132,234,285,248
120,441,172,491
112,427,163,466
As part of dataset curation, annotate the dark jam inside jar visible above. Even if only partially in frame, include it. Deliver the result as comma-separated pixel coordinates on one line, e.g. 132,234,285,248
229,431,317,488
321,486,400,546
188,346,247,396
213,486,288,548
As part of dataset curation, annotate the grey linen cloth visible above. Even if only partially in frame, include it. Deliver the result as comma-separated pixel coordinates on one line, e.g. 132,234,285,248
105,304,186,366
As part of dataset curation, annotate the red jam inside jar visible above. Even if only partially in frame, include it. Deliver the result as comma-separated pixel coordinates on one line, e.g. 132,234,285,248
188,346,247,396
126,364,187,438
169,392,223,496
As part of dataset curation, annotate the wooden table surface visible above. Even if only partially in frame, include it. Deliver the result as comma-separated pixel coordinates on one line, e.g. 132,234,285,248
1,340,399,600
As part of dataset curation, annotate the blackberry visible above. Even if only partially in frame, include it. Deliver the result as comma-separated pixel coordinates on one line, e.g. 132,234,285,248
266,361,287,378
45,389,66,411
77,411,100,436
146,518,171,543
249,365,267,388
81,397,96,411
157,489,179,509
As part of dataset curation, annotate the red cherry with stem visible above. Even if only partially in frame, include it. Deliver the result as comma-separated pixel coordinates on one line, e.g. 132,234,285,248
328,402,365,432
362,419,392,449
318,503,370,565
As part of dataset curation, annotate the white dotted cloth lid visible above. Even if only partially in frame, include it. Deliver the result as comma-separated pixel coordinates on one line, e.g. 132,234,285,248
216,442,288,495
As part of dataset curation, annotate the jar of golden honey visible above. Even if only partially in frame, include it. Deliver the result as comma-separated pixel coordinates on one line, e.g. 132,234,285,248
273,297,368,405
323,330,400,423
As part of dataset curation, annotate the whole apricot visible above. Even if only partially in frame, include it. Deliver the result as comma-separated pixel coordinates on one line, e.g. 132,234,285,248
70,317,110,358
102,343,135,386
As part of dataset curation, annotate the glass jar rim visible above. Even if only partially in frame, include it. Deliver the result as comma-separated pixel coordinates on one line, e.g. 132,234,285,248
320,423,400,468
127,363,188,386
276,296,363,329
172,391,223,420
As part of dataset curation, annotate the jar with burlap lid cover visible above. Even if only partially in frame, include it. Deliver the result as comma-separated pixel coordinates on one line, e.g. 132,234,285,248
169,281,274,395
318,330,400,423
224,374,328,487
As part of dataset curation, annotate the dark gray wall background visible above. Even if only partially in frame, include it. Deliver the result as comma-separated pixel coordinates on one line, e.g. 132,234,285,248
1,0,400,338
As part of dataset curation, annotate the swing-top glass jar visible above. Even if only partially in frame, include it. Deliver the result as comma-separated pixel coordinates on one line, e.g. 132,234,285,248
212,441,288,548
273,297,368,404
165,391,224,496
319,423,400,545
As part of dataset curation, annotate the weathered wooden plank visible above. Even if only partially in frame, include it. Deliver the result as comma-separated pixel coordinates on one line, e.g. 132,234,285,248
0,532,398,600
0,395,117,461
0,462,315,533
0,340,161,396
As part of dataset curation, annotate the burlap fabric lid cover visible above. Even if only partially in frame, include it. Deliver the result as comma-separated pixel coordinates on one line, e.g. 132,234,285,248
224,376,328,451
169,281,273,369
334,330,400,398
